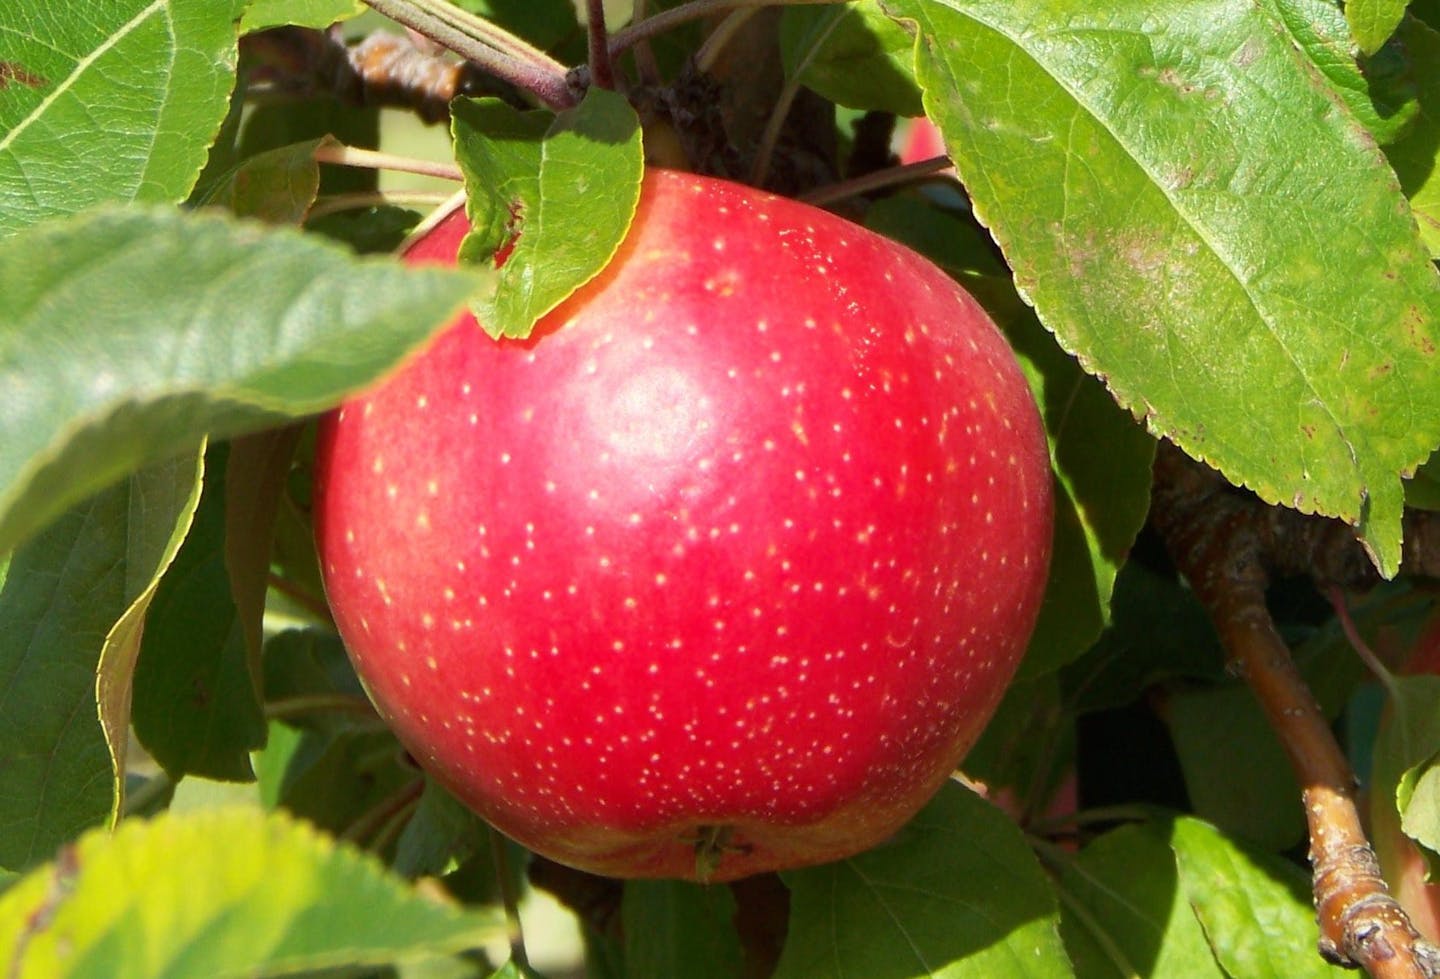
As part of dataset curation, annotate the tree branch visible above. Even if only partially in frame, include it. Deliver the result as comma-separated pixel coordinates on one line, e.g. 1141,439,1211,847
1151,443,1440,977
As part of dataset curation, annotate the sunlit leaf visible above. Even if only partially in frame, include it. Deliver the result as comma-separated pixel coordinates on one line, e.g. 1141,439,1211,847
883,0,1440,578
451,87,643,339
0,459,201,874
0,807,502,978
0,206,476,556
0,0,246,237
775,782,1073,978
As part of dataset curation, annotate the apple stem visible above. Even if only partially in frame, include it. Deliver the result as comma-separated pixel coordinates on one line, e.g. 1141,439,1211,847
628,0,663,85
313,142,464,182
747,6,844,187
608,0,842,60
1152,444,1440,977
586,0,617,91
489,827,532,972
799,156,956,208
362,0,577,110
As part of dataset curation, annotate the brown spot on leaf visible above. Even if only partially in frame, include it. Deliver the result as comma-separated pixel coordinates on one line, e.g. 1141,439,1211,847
0,61,47,89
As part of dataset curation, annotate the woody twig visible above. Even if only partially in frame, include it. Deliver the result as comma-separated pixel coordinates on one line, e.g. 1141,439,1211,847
1151,442,1440,977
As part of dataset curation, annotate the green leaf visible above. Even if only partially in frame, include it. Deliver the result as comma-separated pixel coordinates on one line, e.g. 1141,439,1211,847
774,782,1073,978
0,0,246,237
780,1,924,117
962,673,1073,824
450,86,643,339
132,443,266,781
1169,817,1350,978
1373,676,1440,865
0,459,201,874
622,880,745,979
240,0,362,32
393,779,488,879
867,195,1154,674
883,0,1440,578
1348,0,1409,55
261,628,373,736
225,427,305,687
1263,0,1419,145
0,205,476,556
1410,451,1440,510
455,0,583,53
195,138,326,224
1060,560,1224,715
261,727,413,838
1386,16,1440,258
0,807,503,979
1056,823,1225,979
95,450,206,820
1164,685,1305,851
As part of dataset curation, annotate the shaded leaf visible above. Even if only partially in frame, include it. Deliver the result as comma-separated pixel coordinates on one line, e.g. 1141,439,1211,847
0,205,476,556
0,806,502,978
774,781,1072,978
1349,0,1410,55
262,628,373,735
0,0,246,237
1164,685,1305,851
622,879,745,979
1056,823,1225,978
451,86,643,339
1264,0,1419,144
780,1,923,117
225,427,305,688
0,460,200,874
883,0,1440,578
241,0,363,32
1373,676,1440,869
94,451,206,820
393,778,488,879
1386,16,1440,258
132,444,266,781
1169,817,1350,978
196,138,326,224
1060,560,1224,715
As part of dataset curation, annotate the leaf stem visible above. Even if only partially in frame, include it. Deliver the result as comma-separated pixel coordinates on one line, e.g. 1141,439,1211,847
265,572,333,623
313,142,463,181
363,0,576,109
306,190,457,222
800,156,955,207
608,0,842,59
628,0,663,85
748,5,846,186
264,692,381,721
587,0,617,90
341,777,425,847
489,828,531,972
1326,584,1402,700
693,9,759,75
1152,444,1440,977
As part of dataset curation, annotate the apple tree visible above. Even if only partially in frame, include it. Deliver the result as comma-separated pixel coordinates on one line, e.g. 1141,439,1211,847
2,1,1440,977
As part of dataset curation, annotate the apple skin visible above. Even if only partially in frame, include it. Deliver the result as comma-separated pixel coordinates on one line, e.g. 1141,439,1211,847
313,169,1052,880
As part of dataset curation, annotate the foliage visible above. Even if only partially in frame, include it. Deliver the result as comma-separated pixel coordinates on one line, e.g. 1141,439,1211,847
1,0,1438,977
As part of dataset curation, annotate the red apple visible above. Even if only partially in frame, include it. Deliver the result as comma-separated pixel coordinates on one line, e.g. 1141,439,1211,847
313,169,1052,880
